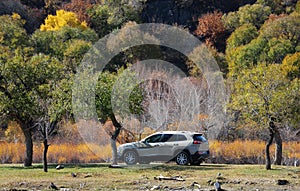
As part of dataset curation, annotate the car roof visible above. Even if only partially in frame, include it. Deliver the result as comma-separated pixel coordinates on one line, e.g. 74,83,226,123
155,131,203,135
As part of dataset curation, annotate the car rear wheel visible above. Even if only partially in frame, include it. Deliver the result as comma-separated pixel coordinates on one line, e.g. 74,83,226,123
123,150,138,165
175,151,189,165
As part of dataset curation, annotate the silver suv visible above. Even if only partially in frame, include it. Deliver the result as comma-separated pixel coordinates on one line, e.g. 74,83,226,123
117,131,209,165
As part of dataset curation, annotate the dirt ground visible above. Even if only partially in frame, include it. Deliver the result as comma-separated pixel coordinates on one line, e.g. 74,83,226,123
0,163,299,191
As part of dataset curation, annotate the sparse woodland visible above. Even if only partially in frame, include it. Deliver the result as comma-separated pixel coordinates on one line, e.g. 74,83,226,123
0,0,299,171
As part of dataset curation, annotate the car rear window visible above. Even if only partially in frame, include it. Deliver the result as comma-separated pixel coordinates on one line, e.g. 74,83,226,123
193,134,207,142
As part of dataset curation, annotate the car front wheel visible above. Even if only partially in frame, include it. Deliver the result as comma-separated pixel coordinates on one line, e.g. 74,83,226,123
175,151,189,165
123,150,138,165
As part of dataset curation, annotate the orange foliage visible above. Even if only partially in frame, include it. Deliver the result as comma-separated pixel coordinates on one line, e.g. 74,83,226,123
0,142,111,164
210,140,300,162
195,11,226,48
210,140,265,159
62,0,93,24
0,140,299,164
0,142,25,163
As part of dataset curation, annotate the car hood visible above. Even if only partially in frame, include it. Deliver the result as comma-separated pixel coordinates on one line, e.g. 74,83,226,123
118,141,146,149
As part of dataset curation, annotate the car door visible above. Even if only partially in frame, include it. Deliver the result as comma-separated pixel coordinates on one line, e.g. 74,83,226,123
138,134,163,157
157,134,174,158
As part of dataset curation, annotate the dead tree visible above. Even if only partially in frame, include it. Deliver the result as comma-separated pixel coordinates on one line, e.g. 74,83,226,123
35,116,58,172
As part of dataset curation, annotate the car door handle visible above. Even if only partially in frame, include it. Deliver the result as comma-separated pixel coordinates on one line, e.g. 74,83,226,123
173,144,179,146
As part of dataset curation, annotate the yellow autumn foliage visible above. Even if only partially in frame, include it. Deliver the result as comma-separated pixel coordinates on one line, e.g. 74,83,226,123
40,10,87,31
11,13,21,20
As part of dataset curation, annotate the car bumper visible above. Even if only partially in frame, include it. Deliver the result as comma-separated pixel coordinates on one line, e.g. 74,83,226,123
191,150,210,162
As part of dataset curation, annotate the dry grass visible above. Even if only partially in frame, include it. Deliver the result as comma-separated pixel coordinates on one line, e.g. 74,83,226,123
0,140,299,164
0,163,299,190
0,142,111,164
210,140,300,164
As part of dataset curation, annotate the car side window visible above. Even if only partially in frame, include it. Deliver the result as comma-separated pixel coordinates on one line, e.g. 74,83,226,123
145,134,162,143
177,134,187,141
160,134,173,142
166,134,177,142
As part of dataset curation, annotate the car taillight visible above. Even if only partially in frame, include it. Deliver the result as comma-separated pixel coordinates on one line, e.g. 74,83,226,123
193,140,202,144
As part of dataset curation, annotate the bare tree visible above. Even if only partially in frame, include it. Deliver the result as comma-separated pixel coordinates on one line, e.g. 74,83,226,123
133,61,222,136
33,94,60,172
34,116,58,172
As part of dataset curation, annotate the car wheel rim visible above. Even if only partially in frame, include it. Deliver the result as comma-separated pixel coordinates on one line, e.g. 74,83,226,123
177,153,188,165
125,151,136,164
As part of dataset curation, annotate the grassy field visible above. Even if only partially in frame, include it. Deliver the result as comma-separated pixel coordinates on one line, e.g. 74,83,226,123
0,163,299,191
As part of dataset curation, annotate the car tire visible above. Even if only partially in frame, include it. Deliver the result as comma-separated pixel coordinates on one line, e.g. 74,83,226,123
175,151,189,165
123,150,138,165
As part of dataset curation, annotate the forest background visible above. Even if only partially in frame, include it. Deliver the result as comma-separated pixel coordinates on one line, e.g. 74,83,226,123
0,0,299,170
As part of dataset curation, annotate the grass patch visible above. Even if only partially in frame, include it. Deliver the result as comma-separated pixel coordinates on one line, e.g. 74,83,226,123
0,163,299,190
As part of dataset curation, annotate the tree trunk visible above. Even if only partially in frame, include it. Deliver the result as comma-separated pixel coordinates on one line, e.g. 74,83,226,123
265,128,274,170
110,139,118,165
43,139,49,172
110,114,122,165
266,120,275,170
273,126,282,165
23,126,33,167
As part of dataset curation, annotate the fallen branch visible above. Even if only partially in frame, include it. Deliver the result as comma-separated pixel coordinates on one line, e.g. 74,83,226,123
154,175,185,181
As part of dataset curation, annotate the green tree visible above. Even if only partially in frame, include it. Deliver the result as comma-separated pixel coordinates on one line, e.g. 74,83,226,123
223,3,272,30
63,39,92,73
282,52,300,79
230,63,299,169
227,14,300,77
0,50,65,166
263,38,294,64
227,36,267,77
226,23,258,53
31,25,97,61
226,11,300,168
0,14,28,49
256,0,297,14
95,69,143,165
88,0,141,38
260,15,300,48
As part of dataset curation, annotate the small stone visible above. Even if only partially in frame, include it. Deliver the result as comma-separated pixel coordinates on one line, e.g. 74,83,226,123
214,181,221,191
50,182,59,190
71,172,77,177
277,179,289,185
56,165,64,170
150,185,160,190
